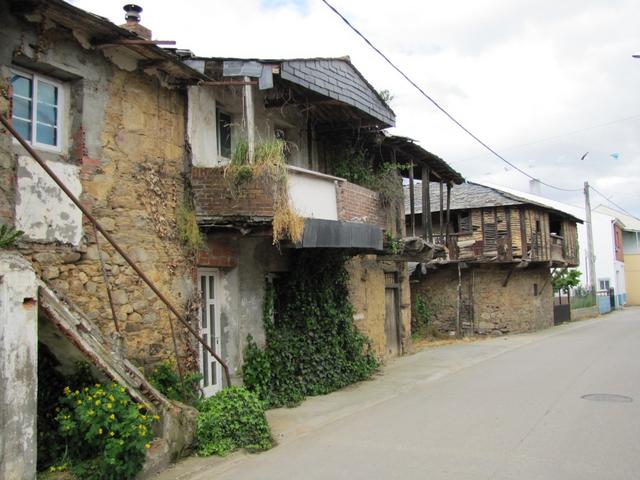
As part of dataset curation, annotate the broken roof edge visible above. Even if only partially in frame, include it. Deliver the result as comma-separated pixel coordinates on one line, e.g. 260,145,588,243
189,55,395,126
383,134,464,184
466,181,584,223
15,0,208,82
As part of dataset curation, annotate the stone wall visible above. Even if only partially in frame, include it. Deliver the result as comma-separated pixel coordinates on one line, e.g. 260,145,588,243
0,10,195,369
411,263,553,336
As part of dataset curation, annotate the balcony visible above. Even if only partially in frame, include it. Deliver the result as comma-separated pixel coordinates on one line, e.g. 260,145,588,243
191,166,387,250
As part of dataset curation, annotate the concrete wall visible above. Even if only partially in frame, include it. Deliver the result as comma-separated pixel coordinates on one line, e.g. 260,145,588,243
0,253,38,480
288,170,338,220
1,6,195,368
411,263,554,335
625,254,640,305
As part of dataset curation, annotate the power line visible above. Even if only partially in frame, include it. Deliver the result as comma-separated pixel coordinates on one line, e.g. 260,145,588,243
589,185,635,217
462,114,640,161
321,0,583,193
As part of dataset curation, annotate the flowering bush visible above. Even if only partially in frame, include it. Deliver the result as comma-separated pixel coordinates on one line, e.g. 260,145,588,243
56,382,158,480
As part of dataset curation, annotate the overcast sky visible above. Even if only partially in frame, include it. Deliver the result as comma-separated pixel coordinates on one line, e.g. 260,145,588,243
70,0,640,217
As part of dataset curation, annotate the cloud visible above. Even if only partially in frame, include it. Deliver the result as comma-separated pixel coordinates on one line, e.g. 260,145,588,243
68,0,640,217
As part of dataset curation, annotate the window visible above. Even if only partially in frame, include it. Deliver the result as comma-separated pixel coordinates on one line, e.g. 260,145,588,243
453,211,471,233
11,70,63,150
217,110,231,158
599,279,610,291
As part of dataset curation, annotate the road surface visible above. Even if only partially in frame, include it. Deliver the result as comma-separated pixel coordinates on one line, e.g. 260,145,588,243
155,308,640,480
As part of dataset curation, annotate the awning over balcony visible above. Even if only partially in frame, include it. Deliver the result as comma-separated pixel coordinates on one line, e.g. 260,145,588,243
295,219,383,251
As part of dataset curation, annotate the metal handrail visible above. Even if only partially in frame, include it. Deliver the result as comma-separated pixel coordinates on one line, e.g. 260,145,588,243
0,113,231,387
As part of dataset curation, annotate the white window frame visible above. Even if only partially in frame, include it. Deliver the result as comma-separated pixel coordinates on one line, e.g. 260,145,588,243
598,278,610,291
10,68,64,153
197,268,223,397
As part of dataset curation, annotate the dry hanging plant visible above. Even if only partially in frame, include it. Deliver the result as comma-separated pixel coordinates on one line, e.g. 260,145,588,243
224,138,304,245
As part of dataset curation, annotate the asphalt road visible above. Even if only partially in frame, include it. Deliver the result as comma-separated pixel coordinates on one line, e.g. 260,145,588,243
157,309,640,480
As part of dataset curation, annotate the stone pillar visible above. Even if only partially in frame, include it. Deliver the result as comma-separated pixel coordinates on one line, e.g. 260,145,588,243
0,252,38,480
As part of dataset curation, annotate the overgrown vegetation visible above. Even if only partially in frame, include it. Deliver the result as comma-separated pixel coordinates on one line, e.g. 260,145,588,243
331,148,405,209
412,294,446,340
148,360,202,405
195,386,273,457
37,356,156,480
384,231,403,254
176,204,203,251
0,222,24,248
224,138,304,244
242,251,379,407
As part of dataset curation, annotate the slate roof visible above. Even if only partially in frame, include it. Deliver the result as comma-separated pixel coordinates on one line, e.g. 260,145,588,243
280,58,395,127
404,181,582,222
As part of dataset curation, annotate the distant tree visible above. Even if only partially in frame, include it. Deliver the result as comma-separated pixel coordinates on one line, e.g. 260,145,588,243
552,269,581,305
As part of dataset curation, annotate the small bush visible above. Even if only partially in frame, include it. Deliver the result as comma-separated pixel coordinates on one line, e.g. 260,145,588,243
56,383,156,480
0,223,24,248
195,386,273,457
148,360,202,405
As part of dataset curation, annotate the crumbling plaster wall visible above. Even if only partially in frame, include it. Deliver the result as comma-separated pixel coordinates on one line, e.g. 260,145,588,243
0,253,38,480
411,263,553,335
187,84,309,169
0,8,195,368
347,255,411,360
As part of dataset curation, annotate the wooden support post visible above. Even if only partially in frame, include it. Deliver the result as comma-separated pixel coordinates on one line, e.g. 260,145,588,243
420,166,431,240
422,166,432,242
244,76,255,163
409,162,416,237
445,183,452,245
439,181,444,243
502,266,516,287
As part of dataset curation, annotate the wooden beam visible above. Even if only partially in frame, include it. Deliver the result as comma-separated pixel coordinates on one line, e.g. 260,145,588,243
409,163,416,236
422,166,432,242
445,183,452,246
95,39,176,49
505,206,513,261
199,80,257,86
244,76,255,163
439,181,444,243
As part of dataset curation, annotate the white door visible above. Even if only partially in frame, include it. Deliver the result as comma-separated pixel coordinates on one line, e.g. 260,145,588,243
198,269,222,397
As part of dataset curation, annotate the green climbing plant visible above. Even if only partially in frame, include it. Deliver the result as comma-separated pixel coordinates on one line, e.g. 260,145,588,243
242,251,379,407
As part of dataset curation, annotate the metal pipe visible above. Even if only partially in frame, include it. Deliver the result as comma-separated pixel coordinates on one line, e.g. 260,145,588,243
0,113,232,387
92,223,120,333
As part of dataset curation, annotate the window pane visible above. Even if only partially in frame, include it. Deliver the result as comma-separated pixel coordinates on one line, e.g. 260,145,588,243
13,97,32,120
11,75,32,98
211,360,217,385
202,334,209,387
200,276,207,328
36,123,56,146
209,304,215,347
37,80,57,105
13,118,32,141
208,275,215,300
37,102,57,126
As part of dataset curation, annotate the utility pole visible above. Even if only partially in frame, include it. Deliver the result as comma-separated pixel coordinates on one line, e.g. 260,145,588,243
584,181,597,295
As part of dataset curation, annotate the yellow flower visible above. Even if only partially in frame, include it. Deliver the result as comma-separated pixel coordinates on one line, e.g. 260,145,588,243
144,443,151,449
109,431,115,437
120,387,126,393
63,386,71,395
95,400,101,406
87,410,95,417
76,400,82,405
106,403,113,410
108,395,115,402
109,414,115,420
97,428,103,435
83,387,89,392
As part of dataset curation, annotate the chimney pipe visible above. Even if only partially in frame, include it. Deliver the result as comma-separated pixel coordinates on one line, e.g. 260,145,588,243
120,4,151,40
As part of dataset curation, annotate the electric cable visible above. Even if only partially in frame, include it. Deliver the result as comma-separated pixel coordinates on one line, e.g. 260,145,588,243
321,0,583,193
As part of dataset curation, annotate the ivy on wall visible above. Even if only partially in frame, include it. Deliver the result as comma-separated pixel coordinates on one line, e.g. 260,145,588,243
242,250,379,407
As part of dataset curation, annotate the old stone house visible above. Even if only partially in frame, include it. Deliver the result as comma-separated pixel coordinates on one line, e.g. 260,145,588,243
0,1,208,477
180,55,422,393
405,181,581,335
